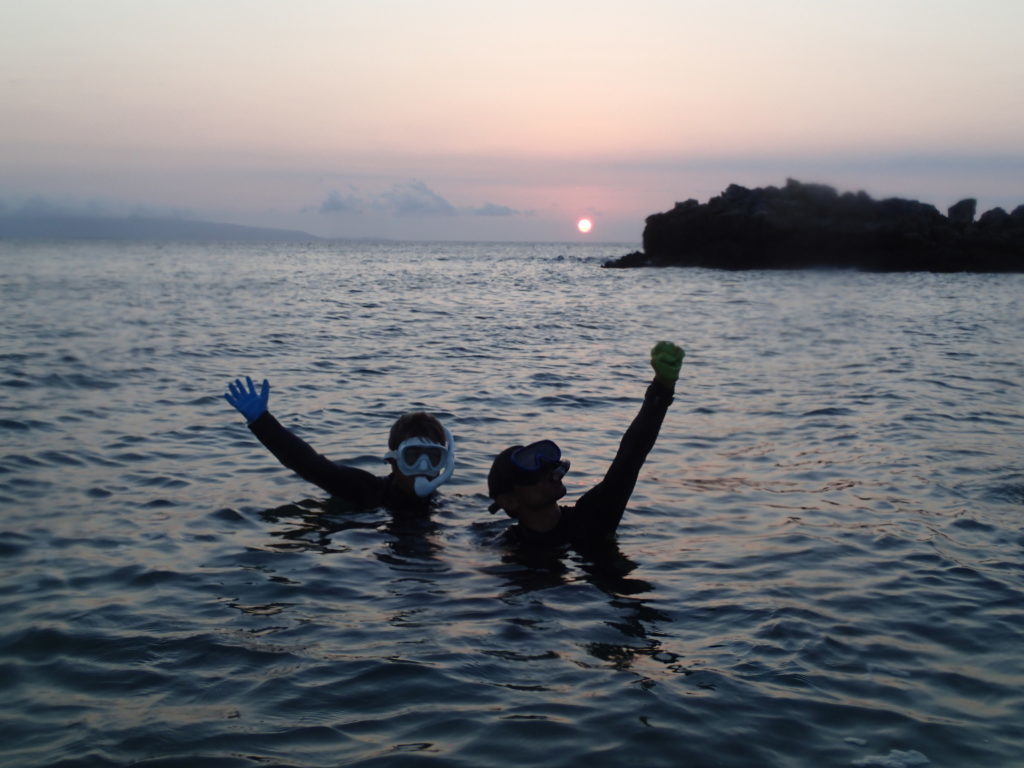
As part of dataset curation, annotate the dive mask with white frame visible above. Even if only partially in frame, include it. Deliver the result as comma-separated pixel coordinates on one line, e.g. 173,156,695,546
384,426,455,497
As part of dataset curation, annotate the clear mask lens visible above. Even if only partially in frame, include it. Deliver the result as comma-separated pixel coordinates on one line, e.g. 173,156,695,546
387,437,448,477
511,440,561,472
401,444,444,468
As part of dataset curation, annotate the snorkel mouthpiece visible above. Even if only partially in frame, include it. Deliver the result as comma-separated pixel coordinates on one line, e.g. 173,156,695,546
412,426,455,497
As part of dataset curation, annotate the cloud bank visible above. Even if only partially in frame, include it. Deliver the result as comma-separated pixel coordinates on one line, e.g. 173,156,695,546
315,180,520,219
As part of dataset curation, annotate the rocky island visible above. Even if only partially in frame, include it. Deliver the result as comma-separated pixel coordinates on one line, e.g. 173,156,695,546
604,179,1024,272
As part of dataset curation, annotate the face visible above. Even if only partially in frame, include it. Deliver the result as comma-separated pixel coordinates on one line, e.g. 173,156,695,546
394,440,446,477
386,433,448,486
507,463,568,511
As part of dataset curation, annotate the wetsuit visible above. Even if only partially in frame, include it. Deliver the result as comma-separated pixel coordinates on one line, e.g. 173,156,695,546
503,379,674,549
248,412,431,512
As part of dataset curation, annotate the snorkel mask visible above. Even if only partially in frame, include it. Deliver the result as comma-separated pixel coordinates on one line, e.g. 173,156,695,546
509,440,569,485
384,426,456,497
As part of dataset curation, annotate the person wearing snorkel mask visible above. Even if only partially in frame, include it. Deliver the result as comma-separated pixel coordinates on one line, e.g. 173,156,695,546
486,342,683,548
224,377,454,511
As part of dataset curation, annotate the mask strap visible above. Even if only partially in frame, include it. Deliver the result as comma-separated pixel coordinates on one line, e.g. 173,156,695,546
413,426,455,497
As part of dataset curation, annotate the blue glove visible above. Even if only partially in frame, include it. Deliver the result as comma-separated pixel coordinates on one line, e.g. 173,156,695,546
225,376,270,423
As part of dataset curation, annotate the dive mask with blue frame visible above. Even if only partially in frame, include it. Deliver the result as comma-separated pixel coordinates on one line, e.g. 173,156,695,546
510,440,568,485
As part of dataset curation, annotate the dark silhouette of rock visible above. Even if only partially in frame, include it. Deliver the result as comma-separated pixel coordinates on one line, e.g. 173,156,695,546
604,179,1024,272
947,198,976,230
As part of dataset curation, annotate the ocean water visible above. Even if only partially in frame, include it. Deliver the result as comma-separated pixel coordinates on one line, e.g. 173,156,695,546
0,239,1022,768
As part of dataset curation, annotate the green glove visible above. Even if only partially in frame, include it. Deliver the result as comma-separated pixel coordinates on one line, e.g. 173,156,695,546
650,341,684,386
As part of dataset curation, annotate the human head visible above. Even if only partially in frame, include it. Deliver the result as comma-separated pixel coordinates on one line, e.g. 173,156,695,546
385,412,454,498
487,440,569,516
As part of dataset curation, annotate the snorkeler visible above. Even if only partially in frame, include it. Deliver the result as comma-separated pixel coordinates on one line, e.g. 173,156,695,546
486,341,683,547
224,377,454,511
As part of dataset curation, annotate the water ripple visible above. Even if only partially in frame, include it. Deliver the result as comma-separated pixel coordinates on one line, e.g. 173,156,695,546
0,241,1021,767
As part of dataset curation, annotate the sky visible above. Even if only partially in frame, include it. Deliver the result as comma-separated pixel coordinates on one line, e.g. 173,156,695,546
2,0,1023,243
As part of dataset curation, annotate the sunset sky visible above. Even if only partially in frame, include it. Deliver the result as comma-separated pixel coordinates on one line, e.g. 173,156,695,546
3,0,1023,242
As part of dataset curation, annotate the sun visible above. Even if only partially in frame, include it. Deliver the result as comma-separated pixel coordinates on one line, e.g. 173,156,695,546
577,217,593,234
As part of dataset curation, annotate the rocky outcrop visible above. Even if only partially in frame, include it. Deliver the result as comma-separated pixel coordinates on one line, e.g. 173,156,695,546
604,179,1024,271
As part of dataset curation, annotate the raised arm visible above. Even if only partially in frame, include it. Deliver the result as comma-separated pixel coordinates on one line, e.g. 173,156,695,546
573,342,683,535
224,376,382,503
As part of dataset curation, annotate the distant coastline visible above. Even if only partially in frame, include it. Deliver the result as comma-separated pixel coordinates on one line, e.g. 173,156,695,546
0,214,321,243
605,179,1024,272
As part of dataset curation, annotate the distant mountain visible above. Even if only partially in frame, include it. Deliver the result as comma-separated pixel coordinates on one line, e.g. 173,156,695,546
0,214,320,242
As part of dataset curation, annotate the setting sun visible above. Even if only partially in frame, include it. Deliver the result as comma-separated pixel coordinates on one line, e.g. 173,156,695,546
577,218,593,234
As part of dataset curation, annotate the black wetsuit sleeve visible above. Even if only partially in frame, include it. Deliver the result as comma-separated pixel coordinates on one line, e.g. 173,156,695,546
570,379,674,539
247,412,386,505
